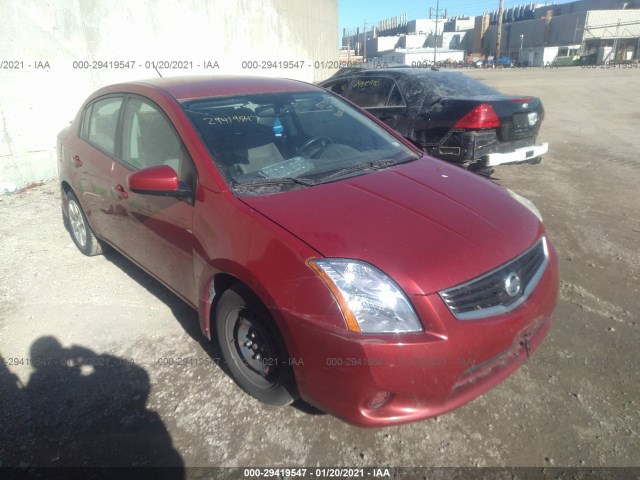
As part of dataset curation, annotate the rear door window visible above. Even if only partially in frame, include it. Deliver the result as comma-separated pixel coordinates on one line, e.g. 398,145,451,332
347,78,405,108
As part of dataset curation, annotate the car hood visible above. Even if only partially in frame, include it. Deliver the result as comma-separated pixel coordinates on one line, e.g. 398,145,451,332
240,157,544,295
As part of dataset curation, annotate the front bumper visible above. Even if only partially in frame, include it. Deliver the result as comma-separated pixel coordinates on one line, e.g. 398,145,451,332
486,142,548,166
282,244,559,427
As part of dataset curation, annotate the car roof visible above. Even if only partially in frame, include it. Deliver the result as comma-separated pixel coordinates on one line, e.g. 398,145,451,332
329,66,466,82
101,76,321,101
322,67,500,104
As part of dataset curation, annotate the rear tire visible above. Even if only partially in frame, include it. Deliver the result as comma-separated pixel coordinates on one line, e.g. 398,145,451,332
65,190,103,256
468,161,495,178
215,284,298,406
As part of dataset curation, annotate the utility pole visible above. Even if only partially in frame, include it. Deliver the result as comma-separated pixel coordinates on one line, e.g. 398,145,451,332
519,34,524,65
495,0,504,67
434,0,439,65
363,19,367,63
431,0,445,65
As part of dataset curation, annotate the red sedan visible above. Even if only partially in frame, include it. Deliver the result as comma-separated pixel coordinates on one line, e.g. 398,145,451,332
58,76,559,427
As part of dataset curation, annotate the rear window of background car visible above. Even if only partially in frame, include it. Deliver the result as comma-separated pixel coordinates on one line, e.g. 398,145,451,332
347,78,405,108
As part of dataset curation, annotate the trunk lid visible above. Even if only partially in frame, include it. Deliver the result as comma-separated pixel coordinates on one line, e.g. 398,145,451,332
431,95,545,141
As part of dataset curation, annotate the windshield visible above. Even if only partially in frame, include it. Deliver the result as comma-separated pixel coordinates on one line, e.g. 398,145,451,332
182,91,419,195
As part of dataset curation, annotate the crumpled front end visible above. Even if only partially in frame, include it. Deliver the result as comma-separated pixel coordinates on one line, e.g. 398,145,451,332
282,238,559,427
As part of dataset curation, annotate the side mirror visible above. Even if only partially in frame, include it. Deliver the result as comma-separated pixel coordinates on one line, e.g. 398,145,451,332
127,165,191,197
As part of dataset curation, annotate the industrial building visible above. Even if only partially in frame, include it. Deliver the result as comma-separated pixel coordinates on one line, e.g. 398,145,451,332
478,0,640,66
344,15,472,64
343,0,640,67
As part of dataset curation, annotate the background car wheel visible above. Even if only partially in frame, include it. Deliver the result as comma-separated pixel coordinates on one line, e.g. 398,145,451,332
468,161,495,178
65,191,102,256
215,284,298,406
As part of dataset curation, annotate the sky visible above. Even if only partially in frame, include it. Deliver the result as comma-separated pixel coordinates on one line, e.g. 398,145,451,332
338,0,574,38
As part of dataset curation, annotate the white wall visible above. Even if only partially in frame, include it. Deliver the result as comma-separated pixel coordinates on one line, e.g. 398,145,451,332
521,47,561,67
407,19,438,34
443,31,471,50
372,36,401,54
445,18,475,32
586,9,640,38
544,46,561,65
0,0,338,190
381,50,465,65
405,35,428,49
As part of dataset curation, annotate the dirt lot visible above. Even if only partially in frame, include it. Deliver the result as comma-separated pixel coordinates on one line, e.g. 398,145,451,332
1,67,639,473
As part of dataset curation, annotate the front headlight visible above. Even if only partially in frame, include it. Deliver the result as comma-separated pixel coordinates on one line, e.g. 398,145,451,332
307,259,422,334
506,188,543,222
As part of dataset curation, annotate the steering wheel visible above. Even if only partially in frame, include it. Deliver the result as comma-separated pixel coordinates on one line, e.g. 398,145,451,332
300,136,333,158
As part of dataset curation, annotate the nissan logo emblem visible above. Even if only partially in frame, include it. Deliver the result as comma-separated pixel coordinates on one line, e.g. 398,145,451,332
504,273,521,297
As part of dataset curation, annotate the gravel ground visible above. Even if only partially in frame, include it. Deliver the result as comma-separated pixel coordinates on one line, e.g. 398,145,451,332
0,67,639,474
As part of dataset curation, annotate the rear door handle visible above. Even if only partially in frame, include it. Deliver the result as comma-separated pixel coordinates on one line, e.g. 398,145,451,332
113,184,129,199
73,155,82,167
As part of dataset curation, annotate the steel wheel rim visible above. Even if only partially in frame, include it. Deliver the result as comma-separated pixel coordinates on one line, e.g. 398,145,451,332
226,307,281,389
68,200,87,247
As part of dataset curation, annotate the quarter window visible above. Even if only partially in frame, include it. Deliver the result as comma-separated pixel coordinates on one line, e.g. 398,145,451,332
80,104,92,138
83,97,123,155
387,84,405,107
324,79,350,96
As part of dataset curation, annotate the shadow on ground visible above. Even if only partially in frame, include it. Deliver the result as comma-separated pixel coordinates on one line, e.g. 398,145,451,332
102,249,326,417
0,338,184,474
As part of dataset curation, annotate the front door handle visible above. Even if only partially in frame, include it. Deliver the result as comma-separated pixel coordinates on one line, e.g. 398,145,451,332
73,155,82,167
113,184,128,199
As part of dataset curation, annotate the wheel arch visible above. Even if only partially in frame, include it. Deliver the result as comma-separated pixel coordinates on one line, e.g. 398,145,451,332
60,181,73,217
208,272,241,329
200,269,300,363
203,270,272,340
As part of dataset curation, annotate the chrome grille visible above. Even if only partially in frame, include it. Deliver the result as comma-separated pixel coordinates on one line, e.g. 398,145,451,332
439,237,548,320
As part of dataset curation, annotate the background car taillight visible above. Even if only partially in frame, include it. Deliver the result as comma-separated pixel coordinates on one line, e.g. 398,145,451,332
508,97,534,104
454,104,501,129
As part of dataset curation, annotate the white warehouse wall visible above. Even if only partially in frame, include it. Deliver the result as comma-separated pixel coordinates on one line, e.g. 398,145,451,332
0,0,338,190
381,50,465,65
586,9,640,38
405,35,429,49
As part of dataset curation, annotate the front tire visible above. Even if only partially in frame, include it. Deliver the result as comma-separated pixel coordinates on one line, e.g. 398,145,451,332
215,284,298,406
65,190,102,256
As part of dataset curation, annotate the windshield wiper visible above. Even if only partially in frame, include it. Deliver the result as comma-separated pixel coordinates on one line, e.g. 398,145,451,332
316,157,414,183
235,177,318,188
